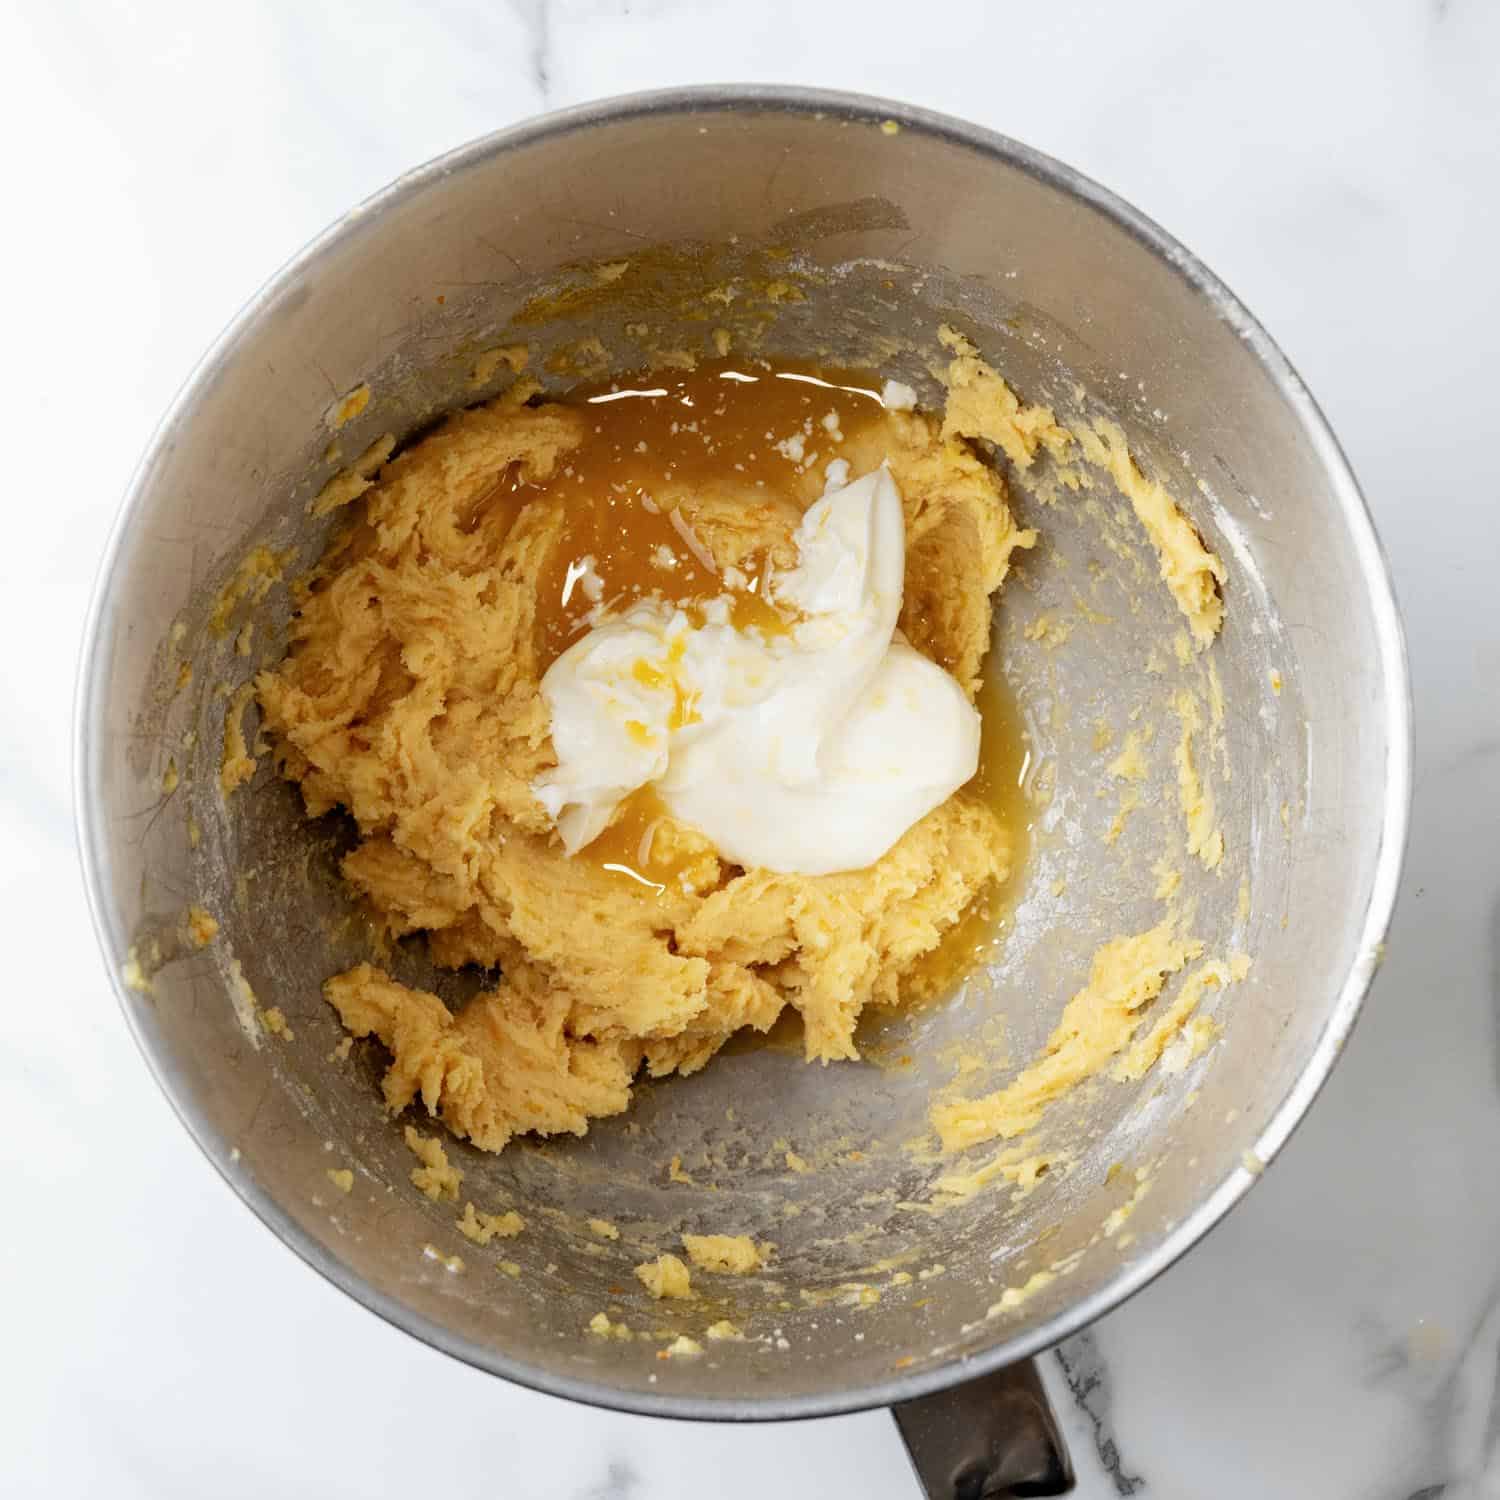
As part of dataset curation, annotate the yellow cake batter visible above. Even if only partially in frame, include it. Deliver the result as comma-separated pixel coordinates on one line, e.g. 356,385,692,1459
257,360,1037,1153
256,341,1229,1164
635,1254,693,1300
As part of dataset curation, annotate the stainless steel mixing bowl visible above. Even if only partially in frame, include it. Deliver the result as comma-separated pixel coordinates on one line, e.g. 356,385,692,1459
76,87,1410,1495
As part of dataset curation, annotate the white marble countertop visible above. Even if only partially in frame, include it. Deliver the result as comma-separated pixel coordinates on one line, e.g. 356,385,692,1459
7,0,1499,1495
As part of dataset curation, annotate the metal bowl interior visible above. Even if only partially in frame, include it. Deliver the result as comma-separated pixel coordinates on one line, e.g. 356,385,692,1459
77,88,1409,1420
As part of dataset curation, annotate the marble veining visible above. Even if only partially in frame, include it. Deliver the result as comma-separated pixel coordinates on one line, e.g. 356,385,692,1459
510,0,556,103
6,0,1499,1495
1052,1337,1144,1496
571,1458,642,1500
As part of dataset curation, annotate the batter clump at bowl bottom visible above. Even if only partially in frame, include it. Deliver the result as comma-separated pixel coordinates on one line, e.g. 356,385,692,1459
256,359,1039,1154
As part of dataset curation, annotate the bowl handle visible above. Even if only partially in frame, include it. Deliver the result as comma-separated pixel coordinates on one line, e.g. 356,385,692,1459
892,1357,1074,1497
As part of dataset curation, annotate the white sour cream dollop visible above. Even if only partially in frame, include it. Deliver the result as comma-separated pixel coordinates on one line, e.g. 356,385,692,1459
532,467,979,875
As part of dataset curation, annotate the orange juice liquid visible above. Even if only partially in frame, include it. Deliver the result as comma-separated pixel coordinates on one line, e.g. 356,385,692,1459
499,361,1030,934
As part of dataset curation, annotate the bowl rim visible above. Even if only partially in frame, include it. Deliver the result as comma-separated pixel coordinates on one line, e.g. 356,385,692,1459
74,82,1413,1423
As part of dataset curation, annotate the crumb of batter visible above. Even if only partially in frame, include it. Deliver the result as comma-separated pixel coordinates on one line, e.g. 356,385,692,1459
588,1218,621,1240
704,1319,743,1341
404,1125,462,1203
261,1006,294,1041
588,1311,632,1340
635,1254,693,1299
1162,1014,1220,1074
1207,658,1227,731
1023,611,1075,649
662,1335,703,1357
122,946,154,995
1173,689,1224,869
327,384,371,430
226,957,259,1042
456,1202,524,1243
210,545,287,637
1103,1169,1152,1236
682,1233,765,1275
937,326,1073,470
1104,787,1140,845
220,682,258,795
311,434,396,518
667,1157,694,1185
326,1167,354,1193
987,1269,1057,1317
184,905,218,948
